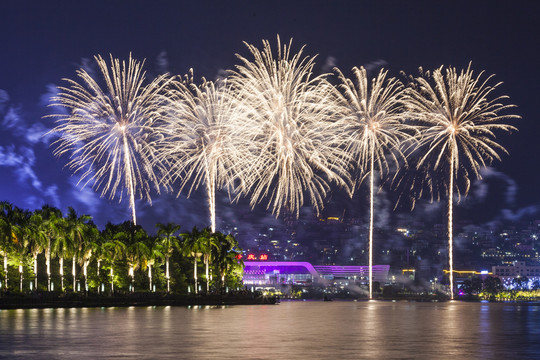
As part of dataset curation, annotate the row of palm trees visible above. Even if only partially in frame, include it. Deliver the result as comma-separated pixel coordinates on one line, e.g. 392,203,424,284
0,201,243,294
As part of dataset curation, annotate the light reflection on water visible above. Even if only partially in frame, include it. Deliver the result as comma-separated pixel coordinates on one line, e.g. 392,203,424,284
1,301,539,359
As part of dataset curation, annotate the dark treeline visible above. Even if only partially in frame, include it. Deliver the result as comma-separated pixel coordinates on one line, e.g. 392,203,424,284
0,201,244,295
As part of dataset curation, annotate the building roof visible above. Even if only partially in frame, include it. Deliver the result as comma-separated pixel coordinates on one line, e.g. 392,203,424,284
244,261,390,279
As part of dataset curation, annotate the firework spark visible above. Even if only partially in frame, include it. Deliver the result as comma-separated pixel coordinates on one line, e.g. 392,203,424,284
229,36,351,218
335,66,413,299
48,54,173,225
158,74,251,232
405,63,519,299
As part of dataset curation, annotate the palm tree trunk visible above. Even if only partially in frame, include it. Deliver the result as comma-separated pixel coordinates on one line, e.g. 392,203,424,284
194,257,198,294
59,257,64,291
110,267,114,294
4,254,8,289
129,265,134,292
166,257,170,293
72,255,77,292
448,153,455,300
148,265,152,291
83,261,89,292
46,241,51,291
205,256,210,293
97,259,101,294
369,147,374,300
33,255,38,291
19,264,23,292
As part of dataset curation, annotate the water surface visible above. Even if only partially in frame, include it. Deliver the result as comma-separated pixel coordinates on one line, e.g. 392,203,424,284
1,300,539,359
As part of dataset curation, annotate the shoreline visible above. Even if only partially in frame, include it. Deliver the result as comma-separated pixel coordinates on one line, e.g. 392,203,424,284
0,292,279,310
3,293,539,310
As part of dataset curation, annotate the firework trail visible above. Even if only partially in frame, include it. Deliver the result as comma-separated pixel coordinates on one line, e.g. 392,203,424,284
335,66,413,299
48,54,173,225
229,36,351,218
404,63,519,299
157,73,252,232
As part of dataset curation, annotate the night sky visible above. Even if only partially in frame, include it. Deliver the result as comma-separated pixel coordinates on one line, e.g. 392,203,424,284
1,1,539,234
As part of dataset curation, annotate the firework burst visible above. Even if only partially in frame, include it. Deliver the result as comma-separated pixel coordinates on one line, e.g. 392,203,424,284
229,36,351,218
405,63,519,299
158,73,251,232
48,54,173,225
335,66,413,299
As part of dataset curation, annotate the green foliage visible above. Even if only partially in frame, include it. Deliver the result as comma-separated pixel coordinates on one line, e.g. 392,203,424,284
0,203,246,294
483,276,502,296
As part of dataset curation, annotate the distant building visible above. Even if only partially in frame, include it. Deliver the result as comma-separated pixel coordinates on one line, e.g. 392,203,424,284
243,261,389,286
492,261,540,289
492,261,540,277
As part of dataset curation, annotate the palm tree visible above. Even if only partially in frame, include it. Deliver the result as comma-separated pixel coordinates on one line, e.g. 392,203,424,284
124,240,149,292
212,231,242,291
116,221,149,292
156,222,181,292
12,207,29,292
218,251,244,291
102,238,126,294
80,225,99,292
0,201,18,290
181,227,206,294
36,205,64,291
51,221,69,291
405,64,519,299
28,212,47,291
93,231,108,293
145,237,164,291
335,66,411,299
65,207,92,292
199,228,219,293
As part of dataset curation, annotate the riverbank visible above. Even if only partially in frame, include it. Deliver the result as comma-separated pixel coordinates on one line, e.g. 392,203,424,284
0,291,279,309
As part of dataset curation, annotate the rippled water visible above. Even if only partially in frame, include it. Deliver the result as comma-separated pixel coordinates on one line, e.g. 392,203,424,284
1,300,539,359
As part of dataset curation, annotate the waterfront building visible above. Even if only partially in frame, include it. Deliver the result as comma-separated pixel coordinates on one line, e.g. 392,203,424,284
492,261,540,277
492,261,540,289
242,261,389,286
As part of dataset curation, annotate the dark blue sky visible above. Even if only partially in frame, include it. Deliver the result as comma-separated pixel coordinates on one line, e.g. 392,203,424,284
1,1,538,232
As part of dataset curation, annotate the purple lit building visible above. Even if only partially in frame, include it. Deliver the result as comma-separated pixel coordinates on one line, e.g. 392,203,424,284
243,261,389,286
